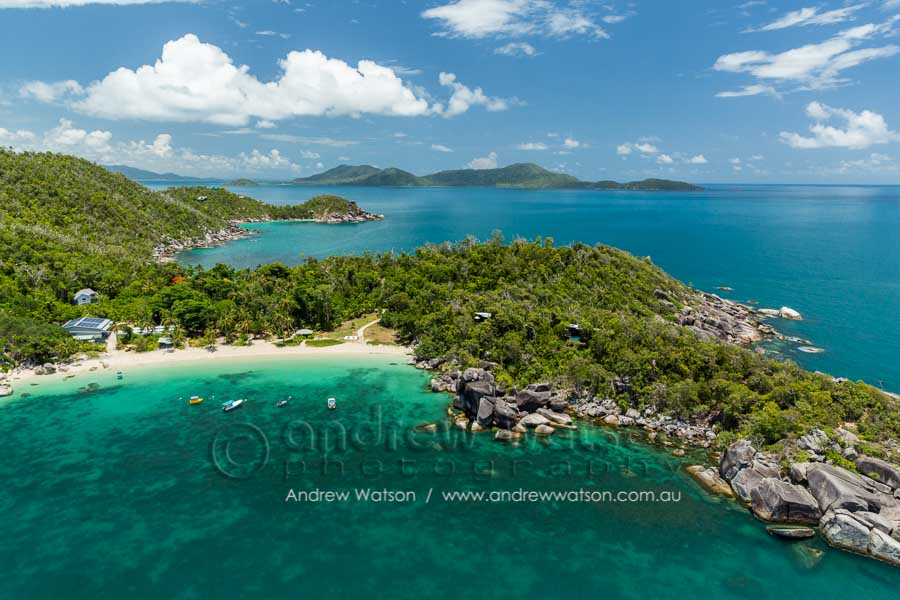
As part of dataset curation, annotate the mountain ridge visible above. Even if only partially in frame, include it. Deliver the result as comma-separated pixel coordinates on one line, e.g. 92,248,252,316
104,165,208,182
289,162,702,190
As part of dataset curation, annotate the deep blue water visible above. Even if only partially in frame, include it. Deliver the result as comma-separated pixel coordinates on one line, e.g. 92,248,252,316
149,182,900,390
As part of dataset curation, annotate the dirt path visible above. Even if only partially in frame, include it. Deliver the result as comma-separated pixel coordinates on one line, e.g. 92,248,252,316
356,318,381,344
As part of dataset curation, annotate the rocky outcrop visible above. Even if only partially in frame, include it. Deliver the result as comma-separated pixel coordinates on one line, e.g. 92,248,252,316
535,424,555,436
731,466,767,503
311,204,384,224
750,478,821,523
515,389,550,413
856,456,900,490
779,307,802,320
520,413,551,428
536,408,573,426
797,428,829,454
869,528,900,564
686,466,734,496
719,440,900,567
460,380,494,416
492,399,518,430
821,510,871,554
720,439,757,481
476,397,495,427
676,293,765,345
806,463,884,513
767,526,816,540
154,221,265,262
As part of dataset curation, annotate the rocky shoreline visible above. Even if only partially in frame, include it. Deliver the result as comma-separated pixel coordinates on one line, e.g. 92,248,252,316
153,207,384,262
416,288,900,568
424,361,900,567
153,220,266,263
713,437,900,567
419,291,774,448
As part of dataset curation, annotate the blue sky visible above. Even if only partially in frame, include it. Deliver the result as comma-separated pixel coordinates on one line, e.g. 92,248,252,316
1,0,899,183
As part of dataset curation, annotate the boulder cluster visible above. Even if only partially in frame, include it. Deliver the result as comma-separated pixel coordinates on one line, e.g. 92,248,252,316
313,209,384,224
675,292,764,345
428,366,574,440
427,363,719,448
573,393,718,447
719,437,900,567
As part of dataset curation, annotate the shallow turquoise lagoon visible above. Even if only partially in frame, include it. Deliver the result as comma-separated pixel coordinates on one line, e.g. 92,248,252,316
156,183,900,391
1,355,897,599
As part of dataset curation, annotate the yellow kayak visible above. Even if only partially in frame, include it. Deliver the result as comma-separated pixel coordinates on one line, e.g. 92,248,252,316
189,396,204,405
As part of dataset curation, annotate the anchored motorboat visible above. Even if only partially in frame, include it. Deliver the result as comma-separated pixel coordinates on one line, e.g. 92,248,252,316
0,385,12,398
222,398,246,412
189,396,203,405
327,397,337,410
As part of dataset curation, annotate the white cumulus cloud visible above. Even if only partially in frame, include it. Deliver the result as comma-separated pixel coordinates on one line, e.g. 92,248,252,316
25,35,509,126
468,151,498,169
688,154,708,164
433,72,510,118
0,119,307,176
780,102,900,149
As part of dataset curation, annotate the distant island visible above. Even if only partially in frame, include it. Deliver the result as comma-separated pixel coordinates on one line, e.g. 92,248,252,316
104,165,207,183
107,161,700,191
288,162,702,191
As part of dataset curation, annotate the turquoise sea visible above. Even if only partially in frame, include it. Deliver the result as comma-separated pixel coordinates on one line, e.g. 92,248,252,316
157,183,900,391
2,355,899,599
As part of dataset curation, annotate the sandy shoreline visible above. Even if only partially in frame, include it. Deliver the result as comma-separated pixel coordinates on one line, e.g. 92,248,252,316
2,338,411,390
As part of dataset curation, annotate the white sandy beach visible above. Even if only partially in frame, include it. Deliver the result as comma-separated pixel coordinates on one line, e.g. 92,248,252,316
2,329,411,390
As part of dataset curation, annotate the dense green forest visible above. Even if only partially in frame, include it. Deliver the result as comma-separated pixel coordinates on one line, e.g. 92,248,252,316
1,151,897,446
290,162,702,190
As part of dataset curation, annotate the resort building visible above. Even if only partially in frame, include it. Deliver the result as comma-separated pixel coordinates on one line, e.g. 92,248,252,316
474,312,493,323
158,337,174,350
131,325,175,335
63,317,113,342
73,288,98,305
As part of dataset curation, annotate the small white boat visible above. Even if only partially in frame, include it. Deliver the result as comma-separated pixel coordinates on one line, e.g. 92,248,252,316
327,397,337,410
222,398,246,412
0,385,12,398
276,400,288,408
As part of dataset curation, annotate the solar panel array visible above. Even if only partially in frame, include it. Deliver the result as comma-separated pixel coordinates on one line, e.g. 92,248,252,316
64,317,111,329
78,318,107,327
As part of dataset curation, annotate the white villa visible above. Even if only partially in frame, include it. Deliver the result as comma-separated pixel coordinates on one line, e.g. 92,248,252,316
73,288,98,305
